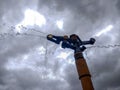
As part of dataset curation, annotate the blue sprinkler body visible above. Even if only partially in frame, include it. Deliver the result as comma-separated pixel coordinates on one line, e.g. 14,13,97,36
47,34,95,53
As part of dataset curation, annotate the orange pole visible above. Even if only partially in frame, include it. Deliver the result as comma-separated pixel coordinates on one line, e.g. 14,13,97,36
74,52,94,90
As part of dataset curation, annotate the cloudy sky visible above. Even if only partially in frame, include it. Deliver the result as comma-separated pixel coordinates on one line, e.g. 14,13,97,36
0,0,120,90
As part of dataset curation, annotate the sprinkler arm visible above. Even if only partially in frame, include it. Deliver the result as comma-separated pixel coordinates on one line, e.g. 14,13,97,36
47,34,95,52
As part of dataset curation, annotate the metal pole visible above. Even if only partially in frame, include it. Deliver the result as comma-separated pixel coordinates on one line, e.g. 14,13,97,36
74,52,94,90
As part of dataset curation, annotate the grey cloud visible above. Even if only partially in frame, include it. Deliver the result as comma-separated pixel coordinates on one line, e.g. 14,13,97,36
116,0,120,14
39,0,118,22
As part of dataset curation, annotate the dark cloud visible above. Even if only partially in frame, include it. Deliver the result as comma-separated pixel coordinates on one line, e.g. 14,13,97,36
116,0,120,14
